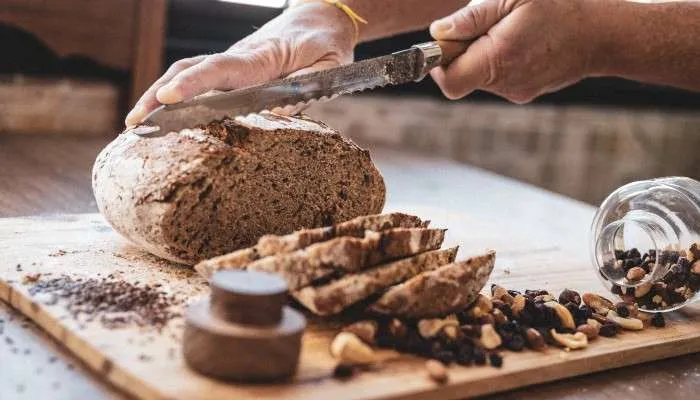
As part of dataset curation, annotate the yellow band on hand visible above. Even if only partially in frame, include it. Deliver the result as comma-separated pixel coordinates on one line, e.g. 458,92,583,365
293,0,367,42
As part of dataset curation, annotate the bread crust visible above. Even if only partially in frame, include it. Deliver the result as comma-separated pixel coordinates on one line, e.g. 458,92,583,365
92,114,385,264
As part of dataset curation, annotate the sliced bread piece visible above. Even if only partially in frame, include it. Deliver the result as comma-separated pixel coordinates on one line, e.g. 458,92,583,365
247,228,446,290
292,247,458,316
194,212,427,280
367,250,496,318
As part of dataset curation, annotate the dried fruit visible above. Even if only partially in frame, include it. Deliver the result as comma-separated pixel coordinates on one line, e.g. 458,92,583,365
651,312,666,327
525,328,546,351
492,308,508,325
425,359,448,384
558,289,581,306
330,332,380,365
460,324,481,337
480,324,502,349
473,347,487,365
582,293,614,315
599,322,619,337
576,323,599,340
550,329,588,349
488,352,503,368
544,301,575,329
343,320,378,345
332,363,355,379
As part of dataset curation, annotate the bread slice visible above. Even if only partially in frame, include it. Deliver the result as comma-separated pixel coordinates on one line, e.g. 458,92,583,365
93,114,386,264
194,212,427,280
247,228,446,290
292,247,458,316
367,250,496,318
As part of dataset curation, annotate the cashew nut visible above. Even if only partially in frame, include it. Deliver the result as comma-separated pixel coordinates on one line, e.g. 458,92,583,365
606,310,644,330
511,294,527,317
544,301,576,329
418,316,459,339
480,324,502,349
583,293,614,314
550,329,589,350
343,320,378,345
330,332,380,365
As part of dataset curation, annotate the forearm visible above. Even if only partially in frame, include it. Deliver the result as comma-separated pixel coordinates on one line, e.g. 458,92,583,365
290,0,469,42
590,0,700,91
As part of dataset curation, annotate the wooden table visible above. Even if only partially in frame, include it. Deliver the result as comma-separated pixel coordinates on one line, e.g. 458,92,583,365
1,134,699,399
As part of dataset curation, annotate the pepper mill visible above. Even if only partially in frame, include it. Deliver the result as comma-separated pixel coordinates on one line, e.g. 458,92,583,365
183,270,306,381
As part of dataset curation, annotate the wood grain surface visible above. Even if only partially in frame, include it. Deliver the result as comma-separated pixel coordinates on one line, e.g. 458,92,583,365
1,136,699,399
1,206,700,399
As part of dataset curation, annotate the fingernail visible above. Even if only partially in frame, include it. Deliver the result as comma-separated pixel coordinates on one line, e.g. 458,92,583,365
156,84,184,104
431,19,453,35
125,105,145,126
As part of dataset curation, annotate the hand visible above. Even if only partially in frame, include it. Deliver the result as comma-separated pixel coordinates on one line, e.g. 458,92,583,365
125,3,355,126
429,0,600,103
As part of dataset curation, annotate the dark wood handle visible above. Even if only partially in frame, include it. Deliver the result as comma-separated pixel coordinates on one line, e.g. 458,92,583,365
438,40,472,66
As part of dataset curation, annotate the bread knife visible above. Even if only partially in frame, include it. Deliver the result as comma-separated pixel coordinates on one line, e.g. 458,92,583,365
137,40,469,137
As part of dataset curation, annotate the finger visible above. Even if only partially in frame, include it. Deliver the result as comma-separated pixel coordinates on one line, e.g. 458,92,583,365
156,53,273,105
430,0,508,41
270,59,341,116
125,56,206,126
429,36,493,100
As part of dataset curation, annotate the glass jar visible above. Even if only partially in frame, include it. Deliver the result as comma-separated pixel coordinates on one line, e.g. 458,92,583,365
590,177,700,312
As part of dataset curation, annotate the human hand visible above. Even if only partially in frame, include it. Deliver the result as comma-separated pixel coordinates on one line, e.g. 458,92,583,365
429,0,600,103
125,2,355,126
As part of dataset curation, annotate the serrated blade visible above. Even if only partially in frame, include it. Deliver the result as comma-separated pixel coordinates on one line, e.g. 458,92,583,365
140,47,423,136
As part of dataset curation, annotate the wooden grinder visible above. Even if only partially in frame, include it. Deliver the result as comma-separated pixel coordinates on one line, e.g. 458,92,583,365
183,270,306,382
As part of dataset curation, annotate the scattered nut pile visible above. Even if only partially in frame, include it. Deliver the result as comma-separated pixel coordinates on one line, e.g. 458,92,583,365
330,285,667,382
27,275,182,329
608,243,700,310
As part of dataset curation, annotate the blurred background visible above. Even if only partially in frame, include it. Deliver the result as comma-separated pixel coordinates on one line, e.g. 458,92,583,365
1,0,699,214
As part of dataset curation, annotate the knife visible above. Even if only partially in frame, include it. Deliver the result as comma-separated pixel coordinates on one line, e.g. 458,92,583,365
137,40,470,137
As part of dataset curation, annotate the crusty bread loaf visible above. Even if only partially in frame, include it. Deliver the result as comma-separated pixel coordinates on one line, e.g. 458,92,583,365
247,228,446,290
367,250,495,318
292,247,458,316
92,114,386,264
194,212,427,280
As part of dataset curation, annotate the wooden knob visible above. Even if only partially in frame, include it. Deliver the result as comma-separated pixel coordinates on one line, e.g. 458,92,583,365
183,270,306,382
210,270,288,326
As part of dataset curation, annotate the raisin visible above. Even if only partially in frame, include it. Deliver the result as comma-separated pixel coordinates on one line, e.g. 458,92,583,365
333,364,355,379
599,323,619,337
651,313,666,327
614,250,626,260
558,289,581,306
503,333,525,351
615,303,630,318
473,348,487,365
611,285,623,295
433,351,455,365
489,352,503,368
625,248,641,259
455,346,473,366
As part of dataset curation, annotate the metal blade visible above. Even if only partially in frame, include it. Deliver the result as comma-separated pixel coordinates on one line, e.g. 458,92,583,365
140,48,423,136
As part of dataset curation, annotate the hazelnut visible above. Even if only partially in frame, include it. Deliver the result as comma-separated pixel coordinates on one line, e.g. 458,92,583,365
582,293,614,314
576,323,599,340
330,332,379,365
635,282,653,298
626,266,646,282
479,324,502,349
425,359,448,384
418,317,459,339
606,310,644,330
511,295,527,317
525,328,546,351
343,320,378,345
544,301,576,329
558,289,581,306
492,285,514,305
550,329,588,350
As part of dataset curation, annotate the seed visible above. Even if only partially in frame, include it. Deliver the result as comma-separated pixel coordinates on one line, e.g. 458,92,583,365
425,359,448,383
488,352,503,368
627,267,646,282
558,289,581,306
651,313,666,327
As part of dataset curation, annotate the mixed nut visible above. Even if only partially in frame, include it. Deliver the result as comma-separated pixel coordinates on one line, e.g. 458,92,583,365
330,285,667,381
607,244,700,310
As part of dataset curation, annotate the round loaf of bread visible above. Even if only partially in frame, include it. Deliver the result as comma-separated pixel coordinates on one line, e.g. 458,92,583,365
92,114,385,264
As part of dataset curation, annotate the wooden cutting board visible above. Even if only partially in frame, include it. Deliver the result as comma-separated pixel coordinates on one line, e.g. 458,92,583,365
1,207,700,400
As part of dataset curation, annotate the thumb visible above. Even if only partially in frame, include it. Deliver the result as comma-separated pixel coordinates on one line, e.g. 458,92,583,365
430,0,508,40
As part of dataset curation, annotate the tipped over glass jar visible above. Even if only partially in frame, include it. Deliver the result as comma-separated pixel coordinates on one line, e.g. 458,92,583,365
590,177,700,312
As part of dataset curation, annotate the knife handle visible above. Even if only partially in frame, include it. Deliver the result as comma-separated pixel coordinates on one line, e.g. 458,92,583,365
412,40,473,80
